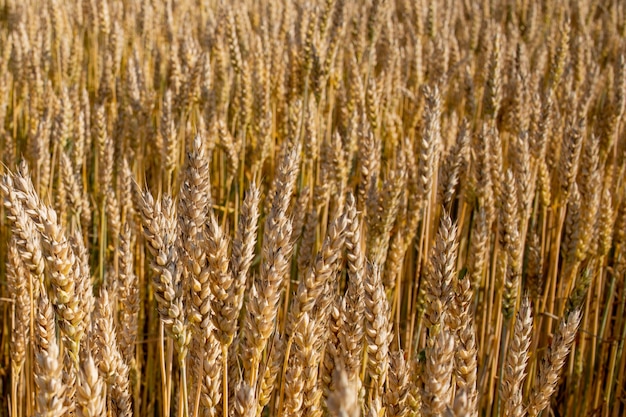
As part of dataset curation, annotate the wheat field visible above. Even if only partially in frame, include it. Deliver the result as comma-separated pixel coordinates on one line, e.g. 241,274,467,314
0,0,625,416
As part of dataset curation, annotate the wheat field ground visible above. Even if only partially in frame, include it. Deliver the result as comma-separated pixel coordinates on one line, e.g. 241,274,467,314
0,0,625,416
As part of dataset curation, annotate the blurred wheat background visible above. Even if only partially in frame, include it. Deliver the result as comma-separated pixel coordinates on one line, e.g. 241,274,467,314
0,0,625,416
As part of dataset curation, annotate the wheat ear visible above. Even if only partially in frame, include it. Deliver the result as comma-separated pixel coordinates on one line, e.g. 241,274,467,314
501,297,533,417
527,309,582,417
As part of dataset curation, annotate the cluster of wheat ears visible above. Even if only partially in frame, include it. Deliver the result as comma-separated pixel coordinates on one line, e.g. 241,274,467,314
0,0,625,416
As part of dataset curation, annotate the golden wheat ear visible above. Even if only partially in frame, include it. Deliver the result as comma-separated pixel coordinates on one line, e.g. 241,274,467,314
501,297,533,417
527,309,582,417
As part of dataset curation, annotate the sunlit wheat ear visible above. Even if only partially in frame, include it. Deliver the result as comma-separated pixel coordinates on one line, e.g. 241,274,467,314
288,207,348,334
322,295,344,396
366,161,405,267
160,88,178,176
327,364,361,417
444,388,470,417
357,118,379,216
232,381,256,417
178,135,212,325
69,230,95,370
200,334,222,417
500,169,521,321
385,350,410,417
117,222,139,368
526,228,545,303
439,120,470,211
59,151,84,224
422,328,455,417
417,84,442,203
483,29,502,120
472,124,496,224
339,193,366,382
558,117,585,201
9,167,85,363
76,354,106,417
216,118,240,178
230,181,261,316
468,206,489,291
452,270,478,417
527,309,582,417
424,212,458,331
205,211,234,344
92,287,132,417
135,185,190,359
7,238,29,375
1,174,44,302
290,310,327,417
241,145,299,386
257,334,285,414
501,297,532,417
364,262,390,399
35,290,66,417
